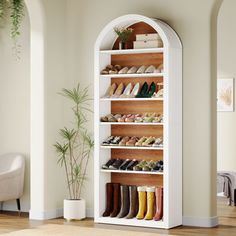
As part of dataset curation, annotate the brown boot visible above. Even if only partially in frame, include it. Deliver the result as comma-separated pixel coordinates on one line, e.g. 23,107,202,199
126,185,138,219
117,185,130,218
153,187,163,221
102,183,113,217
110,183,121,217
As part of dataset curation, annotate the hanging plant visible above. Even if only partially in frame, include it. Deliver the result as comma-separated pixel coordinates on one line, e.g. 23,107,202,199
0,0,24,58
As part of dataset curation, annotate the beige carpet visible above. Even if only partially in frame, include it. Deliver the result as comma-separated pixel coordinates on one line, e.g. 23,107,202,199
1,224,174,236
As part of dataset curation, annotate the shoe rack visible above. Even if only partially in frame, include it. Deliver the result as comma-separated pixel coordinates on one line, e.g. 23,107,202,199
94,15,182,229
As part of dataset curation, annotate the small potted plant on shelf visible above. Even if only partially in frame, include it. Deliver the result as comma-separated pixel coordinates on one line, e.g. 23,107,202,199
54,84,94,221
114,27,133,50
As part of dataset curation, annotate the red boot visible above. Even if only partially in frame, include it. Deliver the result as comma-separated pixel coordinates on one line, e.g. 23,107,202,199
153,187,163,221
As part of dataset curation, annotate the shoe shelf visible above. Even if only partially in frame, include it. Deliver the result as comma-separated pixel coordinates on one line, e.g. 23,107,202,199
94,16,182,229
100,47,164,55
100,145,163,150
100,73,164,78
100,97,163,101
100,122,164,126
100,169,163,175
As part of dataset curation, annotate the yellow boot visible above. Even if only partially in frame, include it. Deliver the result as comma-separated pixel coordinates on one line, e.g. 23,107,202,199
144,186,155,220
136,186,147,219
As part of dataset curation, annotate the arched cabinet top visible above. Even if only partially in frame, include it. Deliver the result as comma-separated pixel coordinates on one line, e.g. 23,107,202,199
95,14,182,51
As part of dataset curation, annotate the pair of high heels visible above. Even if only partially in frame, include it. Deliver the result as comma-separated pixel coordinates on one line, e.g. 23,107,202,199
104,82,140,98
136,82,156,98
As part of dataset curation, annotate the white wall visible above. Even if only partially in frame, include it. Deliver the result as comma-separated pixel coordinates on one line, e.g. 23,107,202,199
0,8,30,211
217,0,236,171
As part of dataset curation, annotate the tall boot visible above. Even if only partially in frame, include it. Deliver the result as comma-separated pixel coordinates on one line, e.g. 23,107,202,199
136,186,147,220
153,187,163,221
126,185,138,219
110,183,121,217
117,185,130,218
102,183,113,217
144,186,155,220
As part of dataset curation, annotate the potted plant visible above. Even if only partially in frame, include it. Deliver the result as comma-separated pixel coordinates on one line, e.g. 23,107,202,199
114,27,133,49
0,0,25,58
54,84,94,220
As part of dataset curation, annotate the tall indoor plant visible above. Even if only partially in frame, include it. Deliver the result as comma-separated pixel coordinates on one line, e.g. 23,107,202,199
54,84,94,220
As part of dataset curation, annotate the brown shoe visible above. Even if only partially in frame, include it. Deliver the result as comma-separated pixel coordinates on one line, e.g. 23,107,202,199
102,183,113,217
110,183,121,217
126,186,138,219
153,187,163,221
117,185,130,218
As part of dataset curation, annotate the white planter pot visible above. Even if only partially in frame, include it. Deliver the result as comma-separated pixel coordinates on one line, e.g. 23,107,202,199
64,199,86,220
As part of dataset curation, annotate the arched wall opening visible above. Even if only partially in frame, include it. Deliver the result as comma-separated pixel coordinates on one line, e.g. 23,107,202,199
24,0,46,219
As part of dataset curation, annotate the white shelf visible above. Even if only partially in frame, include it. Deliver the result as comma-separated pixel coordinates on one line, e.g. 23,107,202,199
100,97,163,101
100,145,163,150
96,217,165,229
100,169,163,175
100,73,164,78
100,122,164,126
100,47,164,55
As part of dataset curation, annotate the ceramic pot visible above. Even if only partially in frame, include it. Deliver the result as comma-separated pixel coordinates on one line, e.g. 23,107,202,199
64,199,86,220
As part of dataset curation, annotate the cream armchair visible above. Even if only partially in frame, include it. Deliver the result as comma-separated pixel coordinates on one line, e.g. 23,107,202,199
0,153,25,212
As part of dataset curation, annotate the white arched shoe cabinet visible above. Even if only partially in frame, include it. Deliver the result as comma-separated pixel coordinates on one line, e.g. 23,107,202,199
94,14,182,229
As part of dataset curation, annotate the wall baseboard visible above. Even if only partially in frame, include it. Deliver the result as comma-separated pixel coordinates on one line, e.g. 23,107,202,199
30,208,94,220
183,216,218,227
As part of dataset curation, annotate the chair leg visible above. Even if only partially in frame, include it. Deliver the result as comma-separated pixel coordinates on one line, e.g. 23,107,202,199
16,199,21,216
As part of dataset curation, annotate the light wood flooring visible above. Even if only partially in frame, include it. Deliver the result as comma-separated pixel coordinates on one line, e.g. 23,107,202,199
0,198,236,236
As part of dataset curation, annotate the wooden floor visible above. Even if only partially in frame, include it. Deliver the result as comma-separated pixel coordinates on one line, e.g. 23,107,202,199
0,198,236,235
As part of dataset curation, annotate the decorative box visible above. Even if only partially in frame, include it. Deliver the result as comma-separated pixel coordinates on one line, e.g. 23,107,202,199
133,39,163,49
136,33,161,41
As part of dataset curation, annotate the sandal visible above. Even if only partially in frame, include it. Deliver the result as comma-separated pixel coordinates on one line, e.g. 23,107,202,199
125,114,135,122
142,136,155,146
110,136,122,145
126,136,139,146
133,160,147,171
142,160,156,171
117,115,127,122
135,137,147,146
119,136,130,146
104,83,117,98
102,136,114,145
152,137,163,147
152,88,163,98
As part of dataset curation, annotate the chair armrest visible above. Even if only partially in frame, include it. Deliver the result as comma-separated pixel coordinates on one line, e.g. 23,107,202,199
0,169,21,180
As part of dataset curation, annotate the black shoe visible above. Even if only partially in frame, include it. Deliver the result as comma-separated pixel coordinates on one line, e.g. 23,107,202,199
152,160,163,172
136,82,148,98
119,159,132,170
102,136,114,145
146,82,156,97
109,159,124,170
102,159,116,169
110,136,122,145
126,159,139,170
